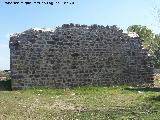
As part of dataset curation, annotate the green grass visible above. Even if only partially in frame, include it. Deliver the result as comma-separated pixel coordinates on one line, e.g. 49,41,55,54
0,85,160,120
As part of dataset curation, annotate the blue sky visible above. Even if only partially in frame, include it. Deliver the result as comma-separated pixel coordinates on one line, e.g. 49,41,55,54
0,0,160,70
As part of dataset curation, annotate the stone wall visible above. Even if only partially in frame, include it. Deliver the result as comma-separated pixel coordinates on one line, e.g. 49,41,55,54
9,24,154,89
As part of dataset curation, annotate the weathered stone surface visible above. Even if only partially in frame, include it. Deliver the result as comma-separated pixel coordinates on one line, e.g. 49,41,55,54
10,24,154,89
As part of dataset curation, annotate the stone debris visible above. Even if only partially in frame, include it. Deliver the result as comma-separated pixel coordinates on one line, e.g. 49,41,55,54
32,27,56,32
128,32,139,38
9,23,154,89
138,91,143,94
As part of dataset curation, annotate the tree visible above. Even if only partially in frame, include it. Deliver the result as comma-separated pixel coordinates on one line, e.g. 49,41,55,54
127,25,154,48
153,34,160,68
127,25,160,68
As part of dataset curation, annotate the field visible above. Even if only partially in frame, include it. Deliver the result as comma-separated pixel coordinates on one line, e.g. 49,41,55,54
0,83,160,120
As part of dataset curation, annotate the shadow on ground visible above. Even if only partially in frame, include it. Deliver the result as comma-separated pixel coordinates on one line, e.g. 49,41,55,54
148,95,160,101
0,80,11,91
125,87,160,92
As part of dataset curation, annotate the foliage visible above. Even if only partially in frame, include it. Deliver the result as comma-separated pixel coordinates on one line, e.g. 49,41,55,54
127,25,154,44
0,70,6,77
127,25,160,68
154,40,160,68
0,70,11,80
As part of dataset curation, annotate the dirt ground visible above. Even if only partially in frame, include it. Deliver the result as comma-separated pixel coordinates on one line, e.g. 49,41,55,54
154,73,160,87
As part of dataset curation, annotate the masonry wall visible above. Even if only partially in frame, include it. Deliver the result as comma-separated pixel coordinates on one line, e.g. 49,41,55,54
9,24,154,89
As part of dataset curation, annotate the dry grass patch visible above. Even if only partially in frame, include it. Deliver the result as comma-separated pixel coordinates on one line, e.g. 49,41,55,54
0,86,160,120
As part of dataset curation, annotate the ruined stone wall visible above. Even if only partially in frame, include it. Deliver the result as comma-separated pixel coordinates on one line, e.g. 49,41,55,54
9,24,154,89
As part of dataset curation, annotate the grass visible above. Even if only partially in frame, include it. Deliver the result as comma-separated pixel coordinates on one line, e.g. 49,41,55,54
0,85,160,120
